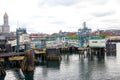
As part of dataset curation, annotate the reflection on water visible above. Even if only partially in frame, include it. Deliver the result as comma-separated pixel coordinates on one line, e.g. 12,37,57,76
5,44,120,80
24,71,34,80
79,56,106,80
5,69,18,80
46,61,61,69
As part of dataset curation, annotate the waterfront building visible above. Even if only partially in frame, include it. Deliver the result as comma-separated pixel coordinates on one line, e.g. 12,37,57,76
89,36,106,48
0,12,10,33
16,28,30,52
88,36,106,57
30,33,46,49
7,28,30,52
106,36,120,56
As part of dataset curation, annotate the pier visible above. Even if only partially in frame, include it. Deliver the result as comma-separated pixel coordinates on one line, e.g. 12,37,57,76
0,50,46,68
0,52,24,67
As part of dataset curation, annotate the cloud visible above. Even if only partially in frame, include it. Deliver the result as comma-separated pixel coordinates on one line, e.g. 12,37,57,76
92,0,109,5
101,19,120,23
48,16,56,18
92,11,115,17
0,0,120,34
49,21,65,25
39,0,80,6
31,15,43,19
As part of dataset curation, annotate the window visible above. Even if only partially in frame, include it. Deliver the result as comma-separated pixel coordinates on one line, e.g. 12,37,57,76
92,41,97,43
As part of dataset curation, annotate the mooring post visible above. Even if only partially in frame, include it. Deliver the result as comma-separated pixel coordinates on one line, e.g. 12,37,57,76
4,57,9,68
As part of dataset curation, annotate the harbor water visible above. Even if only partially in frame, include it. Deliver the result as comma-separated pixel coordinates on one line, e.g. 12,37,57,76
5,43,120,80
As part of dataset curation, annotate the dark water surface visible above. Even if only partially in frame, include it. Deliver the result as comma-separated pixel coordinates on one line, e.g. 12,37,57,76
5,55,120,80
5,44,120,80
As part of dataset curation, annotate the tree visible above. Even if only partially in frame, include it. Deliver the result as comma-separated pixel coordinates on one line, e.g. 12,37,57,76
68,35,78,39
99,34,107,38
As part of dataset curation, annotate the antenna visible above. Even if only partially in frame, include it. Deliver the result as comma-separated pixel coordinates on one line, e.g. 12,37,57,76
17,21,19,29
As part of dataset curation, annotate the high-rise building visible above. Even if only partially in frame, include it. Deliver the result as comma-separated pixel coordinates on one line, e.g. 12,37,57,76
0,12,10,33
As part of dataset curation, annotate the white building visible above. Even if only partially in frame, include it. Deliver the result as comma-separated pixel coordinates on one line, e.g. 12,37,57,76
89,36,106,48
0,12,10,33
8,34,30,46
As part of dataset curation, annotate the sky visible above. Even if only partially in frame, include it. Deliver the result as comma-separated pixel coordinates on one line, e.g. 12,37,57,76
0,0,120,34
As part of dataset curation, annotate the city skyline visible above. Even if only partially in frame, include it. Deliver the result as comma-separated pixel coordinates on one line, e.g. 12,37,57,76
0,0,120,34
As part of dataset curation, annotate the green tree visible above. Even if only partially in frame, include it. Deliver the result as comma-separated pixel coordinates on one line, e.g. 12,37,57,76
99,34,107,38
68,35,79,39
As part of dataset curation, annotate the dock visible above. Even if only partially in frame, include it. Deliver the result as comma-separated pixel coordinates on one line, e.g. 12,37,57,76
0,52,24,58
0,49,46,67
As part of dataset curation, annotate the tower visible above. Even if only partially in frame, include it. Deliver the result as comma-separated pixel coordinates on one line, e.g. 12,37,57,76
2,12,10,33
4,12,8,25
78,22,92,48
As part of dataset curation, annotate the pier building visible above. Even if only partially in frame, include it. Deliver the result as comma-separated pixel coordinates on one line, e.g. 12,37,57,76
106,36,120,56
88,36,106,56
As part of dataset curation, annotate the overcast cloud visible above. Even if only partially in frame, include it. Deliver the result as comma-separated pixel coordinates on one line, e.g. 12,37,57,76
0,0,120,34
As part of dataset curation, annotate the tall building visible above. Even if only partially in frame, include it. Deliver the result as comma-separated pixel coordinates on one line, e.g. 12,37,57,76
0,12,10,33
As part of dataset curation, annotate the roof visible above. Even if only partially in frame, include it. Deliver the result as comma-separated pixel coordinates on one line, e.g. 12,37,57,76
9,56,24,61
89,36,104,40
4,12,8,17
34,49,46,54
89,46,105,48
0,33,15,38
107,36,120,40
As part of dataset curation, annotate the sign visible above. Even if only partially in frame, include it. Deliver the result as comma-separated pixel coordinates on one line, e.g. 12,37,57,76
89,39,106,48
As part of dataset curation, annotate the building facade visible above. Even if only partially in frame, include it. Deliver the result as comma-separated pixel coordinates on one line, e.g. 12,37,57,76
0,12,10,33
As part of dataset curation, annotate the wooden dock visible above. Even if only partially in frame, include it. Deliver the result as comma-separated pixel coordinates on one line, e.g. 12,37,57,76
0,52,24,58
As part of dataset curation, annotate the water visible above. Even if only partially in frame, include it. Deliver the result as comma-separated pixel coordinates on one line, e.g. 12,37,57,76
5,44,120,80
